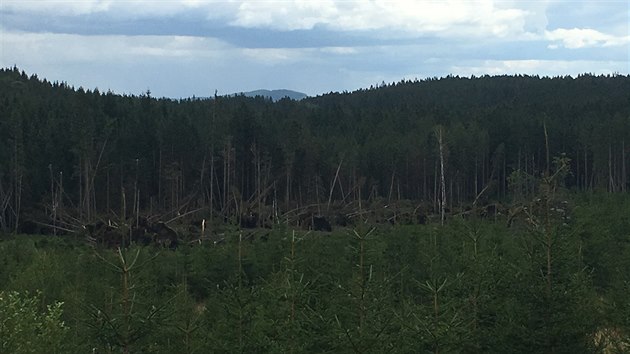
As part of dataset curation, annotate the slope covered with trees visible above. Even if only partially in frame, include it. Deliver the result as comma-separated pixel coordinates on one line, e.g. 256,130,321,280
0,67,628,233
2,68,630,353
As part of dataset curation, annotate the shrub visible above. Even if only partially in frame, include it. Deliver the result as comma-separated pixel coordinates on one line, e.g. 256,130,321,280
0,290,69,354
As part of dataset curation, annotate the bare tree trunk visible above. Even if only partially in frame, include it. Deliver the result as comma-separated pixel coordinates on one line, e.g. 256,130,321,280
474,154,478,198
449,177,453,212
120,159,124,214
456,179,460,208
338,172,346,202
545,195,553,297
134,159,139,227
223,146,228,213
135,189,140,229
351,167,356,204
543,122,550,176
48,171,58,234
227,144,232,215
180,156,185,206
440,142,446,225
285,163,291,212
58,171,63,225
158,148,162,209
434,160,438,213
84,158,91,220
609,143,614,192
0,179,11,233
584,148,588,191
423,158,428,201
199,153,207,208
388,169,395,203
327,158,343,212
575,148,580,190
503,154,507,198
79,156,83,220
315,175,321,215
121,187,126,247
622,140,626,192
106,167,111,213
48,165,56,236
257,148,261,226
298,185,303,210
482,154,486,194
357,175,362,213
210,151,214,230
435,126,447,225
524,152,529,197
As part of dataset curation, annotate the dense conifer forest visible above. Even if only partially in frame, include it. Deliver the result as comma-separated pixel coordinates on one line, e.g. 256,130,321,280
0,67,629,232
1,67,630,352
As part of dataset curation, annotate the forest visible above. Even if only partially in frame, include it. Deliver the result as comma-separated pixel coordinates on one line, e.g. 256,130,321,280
0,67,629,233
1,67,630,353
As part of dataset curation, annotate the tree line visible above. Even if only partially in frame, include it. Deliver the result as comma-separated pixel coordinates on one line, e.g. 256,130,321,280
0,66,628,233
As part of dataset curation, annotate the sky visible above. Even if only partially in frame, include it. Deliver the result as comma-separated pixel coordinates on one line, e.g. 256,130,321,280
0,0,628,98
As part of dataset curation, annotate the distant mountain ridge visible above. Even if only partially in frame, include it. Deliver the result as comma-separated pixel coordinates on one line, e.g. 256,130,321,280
236,89,308,101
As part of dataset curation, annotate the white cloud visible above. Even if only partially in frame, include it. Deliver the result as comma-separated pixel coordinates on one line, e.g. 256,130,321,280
0,29,231,67
0,0,112,16
231,0,535,38
320,47,358,55
1,0,545,39
0,0,235,18
239,46,360,65
241,47,307,65
0,27,326,72
451,59,629,77
232,0,339,30
545,28,630,49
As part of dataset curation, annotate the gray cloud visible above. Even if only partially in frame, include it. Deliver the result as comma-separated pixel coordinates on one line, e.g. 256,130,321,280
1,0,627,97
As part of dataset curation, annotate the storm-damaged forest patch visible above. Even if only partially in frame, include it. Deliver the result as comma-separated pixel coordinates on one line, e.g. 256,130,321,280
1,69,630,352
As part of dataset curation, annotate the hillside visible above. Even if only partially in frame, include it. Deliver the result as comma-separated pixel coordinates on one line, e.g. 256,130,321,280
0,67,629,233
2,68,630,353
238,89,308,101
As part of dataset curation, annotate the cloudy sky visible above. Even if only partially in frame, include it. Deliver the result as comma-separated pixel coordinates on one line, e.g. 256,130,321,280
1,0,628,98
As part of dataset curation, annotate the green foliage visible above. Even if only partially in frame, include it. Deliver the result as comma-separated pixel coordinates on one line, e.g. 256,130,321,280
0,290,69,354
84,248,172,353
1,192,630,352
